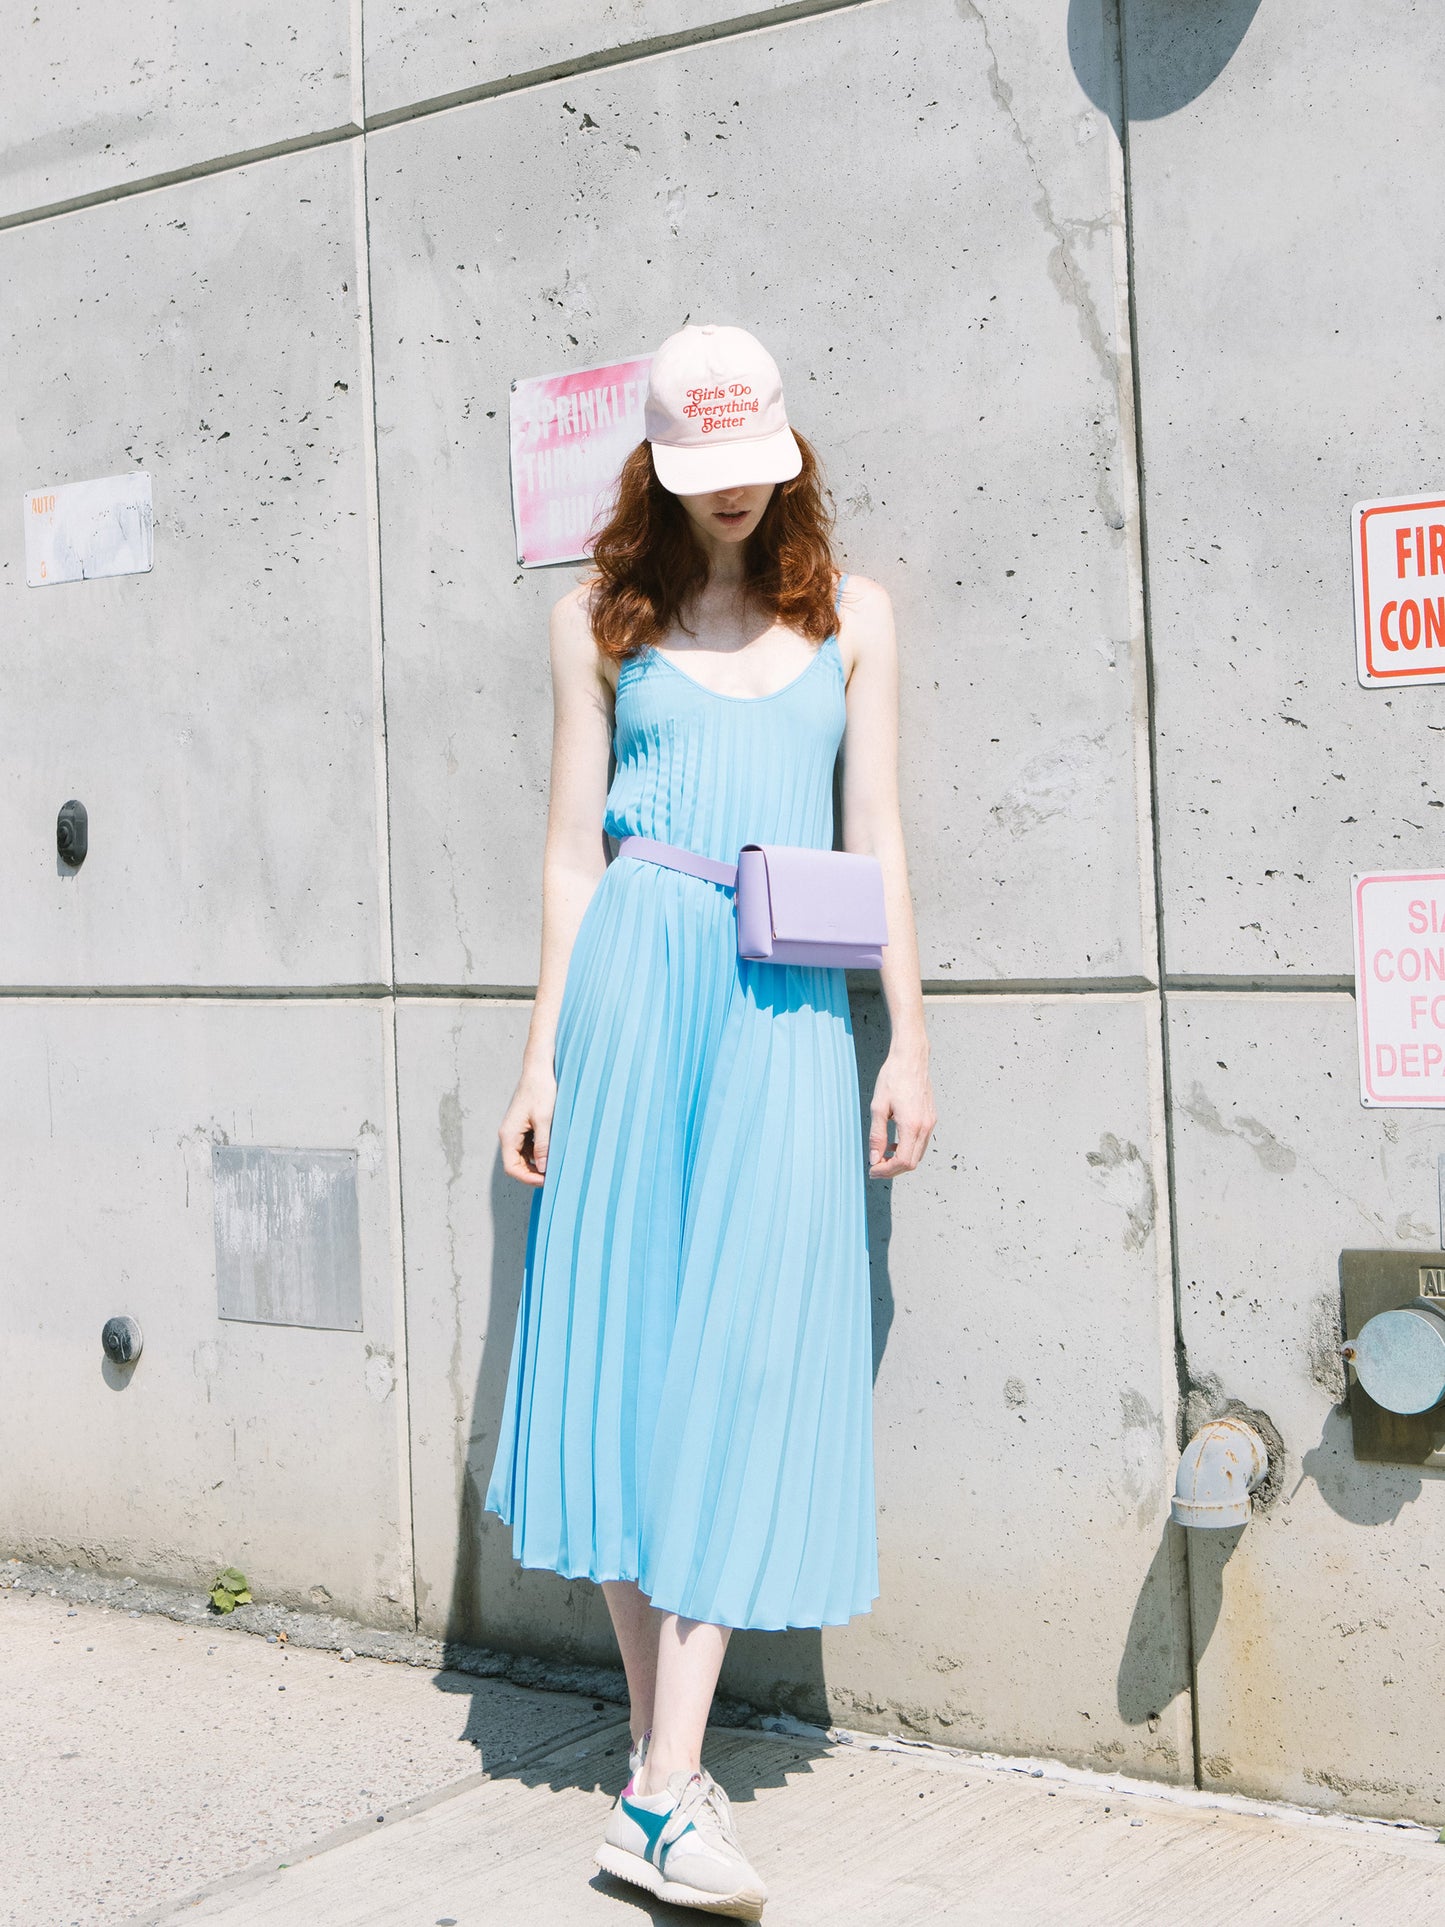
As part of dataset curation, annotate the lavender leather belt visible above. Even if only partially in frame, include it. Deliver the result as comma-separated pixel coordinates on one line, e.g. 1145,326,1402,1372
617,835,738,888
615,833,888,971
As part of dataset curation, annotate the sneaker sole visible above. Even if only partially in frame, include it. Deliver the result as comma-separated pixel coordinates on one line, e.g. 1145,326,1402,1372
594,1841,766,1921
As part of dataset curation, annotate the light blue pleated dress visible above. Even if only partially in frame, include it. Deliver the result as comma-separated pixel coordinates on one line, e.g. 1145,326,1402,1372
484,589,878,1631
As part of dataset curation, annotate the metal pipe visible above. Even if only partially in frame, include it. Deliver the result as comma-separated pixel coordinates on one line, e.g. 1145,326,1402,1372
1171,1417,1269,1529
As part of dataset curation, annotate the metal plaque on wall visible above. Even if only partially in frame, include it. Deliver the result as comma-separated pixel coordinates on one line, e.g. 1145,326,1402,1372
212,1146,362,1332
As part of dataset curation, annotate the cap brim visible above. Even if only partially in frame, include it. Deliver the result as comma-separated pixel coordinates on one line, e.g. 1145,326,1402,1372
650,425,802,496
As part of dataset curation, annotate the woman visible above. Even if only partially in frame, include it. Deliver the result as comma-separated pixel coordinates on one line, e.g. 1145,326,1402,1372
487,322,935,1920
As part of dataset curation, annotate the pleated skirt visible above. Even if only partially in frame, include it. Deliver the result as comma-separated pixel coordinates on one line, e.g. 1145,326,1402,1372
484,851,879,1630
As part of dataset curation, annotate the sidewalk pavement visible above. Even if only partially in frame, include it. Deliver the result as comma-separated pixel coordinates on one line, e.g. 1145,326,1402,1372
7,1580,1445,1927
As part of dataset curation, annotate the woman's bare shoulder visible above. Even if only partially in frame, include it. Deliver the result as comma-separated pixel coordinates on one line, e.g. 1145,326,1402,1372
550,579,615,697
837,572,892,618
835,573,895,679
550,579,596,635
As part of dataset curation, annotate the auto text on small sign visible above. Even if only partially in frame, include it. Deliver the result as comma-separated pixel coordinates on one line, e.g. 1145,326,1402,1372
24,471,155,587
1353,872,1445,1106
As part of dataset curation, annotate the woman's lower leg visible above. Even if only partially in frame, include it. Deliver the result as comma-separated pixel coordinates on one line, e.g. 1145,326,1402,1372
635,1612,732,1795
600,1580,658,1744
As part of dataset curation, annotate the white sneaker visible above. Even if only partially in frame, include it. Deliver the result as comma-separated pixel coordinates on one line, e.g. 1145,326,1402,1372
596,1766,767,1921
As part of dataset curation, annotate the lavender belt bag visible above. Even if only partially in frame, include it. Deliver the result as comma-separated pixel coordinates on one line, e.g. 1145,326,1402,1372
618,836,888,971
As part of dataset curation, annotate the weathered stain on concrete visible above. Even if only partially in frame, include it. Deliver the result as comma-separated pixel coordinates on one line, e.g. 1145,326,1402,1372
1178,1083,1297,1176
1086,1133,1157,1249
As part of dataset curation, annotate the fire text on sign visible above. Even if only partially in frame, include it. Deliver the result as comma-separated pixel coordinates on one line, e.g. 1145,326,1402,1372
1353,491,1445,686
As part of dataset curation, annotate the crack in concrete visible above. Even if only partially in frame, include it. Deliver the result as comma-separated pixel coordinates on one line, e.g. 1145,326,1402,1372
440,824,476,983
956,0,1124,525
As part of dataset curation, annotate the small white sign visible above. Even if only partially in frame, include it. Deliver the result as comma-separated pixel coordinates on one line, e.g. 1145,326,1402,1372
25,471,154,587
1353,871,1445,1106
1353,490,1445,686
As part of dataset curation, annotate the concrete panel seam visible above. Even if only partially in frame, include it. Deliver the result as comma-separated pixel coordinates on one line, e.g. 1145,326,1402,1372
919,977,1158,995
362,0,891,133
351,0,367,130
0,978,1363,1001
354,98,419,1628
0,123,365,234
1115,0,1198,1790
352,142,395,996
1165,977,1356,995
0,2,889,233
382,999,420,1632
0,986,398,1001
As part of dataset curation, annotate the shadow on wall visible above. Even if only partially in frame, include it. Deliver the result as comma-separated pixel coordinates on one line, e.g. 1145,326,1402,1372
1116,1397,1440,1750
1069,0,1265,137
1116,1521,1193,1740
1300,1402,1436,1527
439,983,897,1734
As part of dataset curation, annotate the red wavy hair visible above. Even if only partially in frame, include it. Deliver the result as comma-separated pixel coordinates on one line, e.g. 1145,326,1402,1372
587,432,837,661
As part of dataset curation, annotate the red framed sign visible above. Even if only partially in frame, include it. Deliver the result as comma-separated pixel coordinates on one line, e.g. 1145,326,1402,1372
1353,491,1445,686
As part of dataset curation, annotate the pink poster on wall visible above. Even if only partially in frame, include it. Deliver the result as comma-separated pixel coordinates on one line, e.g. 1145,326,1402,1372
509,356,653,568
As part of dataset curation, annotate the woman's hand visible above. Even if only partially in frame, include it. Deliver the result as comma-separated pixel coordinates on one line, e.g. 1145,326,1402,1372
499,1062,558,1187
868,1046,936,1178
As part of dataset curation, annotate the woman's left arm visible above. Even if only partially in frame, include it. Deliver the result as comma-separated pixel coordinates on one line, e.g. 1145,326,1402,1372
837,575,938,1178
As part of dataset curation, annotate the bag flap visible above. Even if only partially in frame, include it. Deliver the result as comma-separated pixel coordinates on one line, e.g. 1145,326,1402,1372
751,845,888,944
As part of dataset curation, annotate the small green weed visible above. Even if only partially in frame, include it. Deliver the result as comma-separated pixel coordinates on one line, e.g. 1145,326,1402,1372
209,1567,253,1613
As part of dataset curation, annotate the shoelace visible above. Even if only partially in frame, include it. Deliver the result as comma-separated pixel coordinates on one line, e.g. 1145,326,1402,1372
660,1769,740,1854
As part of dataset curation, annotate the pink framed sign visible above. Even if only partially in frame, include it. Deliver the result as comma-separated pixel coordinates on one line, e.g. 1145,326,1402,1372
1353,870,1445,1107
509,356,652,568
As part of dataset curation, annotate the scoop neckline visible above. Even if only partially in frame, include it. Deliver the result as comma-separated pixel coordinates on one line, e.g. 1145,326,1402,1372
642,632,835,705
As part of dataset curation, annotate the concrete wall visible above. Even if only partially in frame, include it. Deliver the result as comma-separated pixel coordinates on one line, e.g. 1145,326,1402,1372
1126,0,1445,1821
3,0,1443,1823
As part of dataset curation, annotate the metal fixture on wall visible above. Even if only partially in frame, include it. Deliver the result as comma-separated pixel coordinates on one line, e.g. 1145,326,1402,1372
101,1316,143,1365
57,798,87,869
1340,1250,1445,1465
1171,1418,1269,1528
1344,1298,1445,1415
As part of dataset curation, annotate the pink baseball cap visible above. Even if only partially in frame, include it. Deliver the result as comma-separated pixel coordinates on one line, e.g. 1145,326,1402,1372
644,323,803,495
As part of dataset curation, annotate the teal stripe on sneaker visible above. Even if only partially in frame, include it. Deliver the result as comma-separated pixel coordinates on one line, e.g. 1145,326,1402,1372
619,1798,696,1869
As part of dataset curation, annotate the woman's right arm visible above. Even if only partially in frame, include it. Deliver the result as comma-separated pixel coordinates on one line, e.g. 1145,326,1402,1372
498,587,615,1185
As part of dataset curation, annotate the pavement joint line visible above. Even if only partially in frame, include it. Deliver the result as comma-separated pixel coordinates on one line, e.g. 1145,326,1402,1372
15,1579,1443,1925
123,1705,1445,1927
123,1711,634,1927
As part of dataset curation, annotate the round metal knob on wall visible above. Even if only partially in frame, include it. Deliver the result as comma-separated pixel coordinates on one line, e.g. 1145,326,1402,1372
57,799,88,868
101,1316,143,1365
